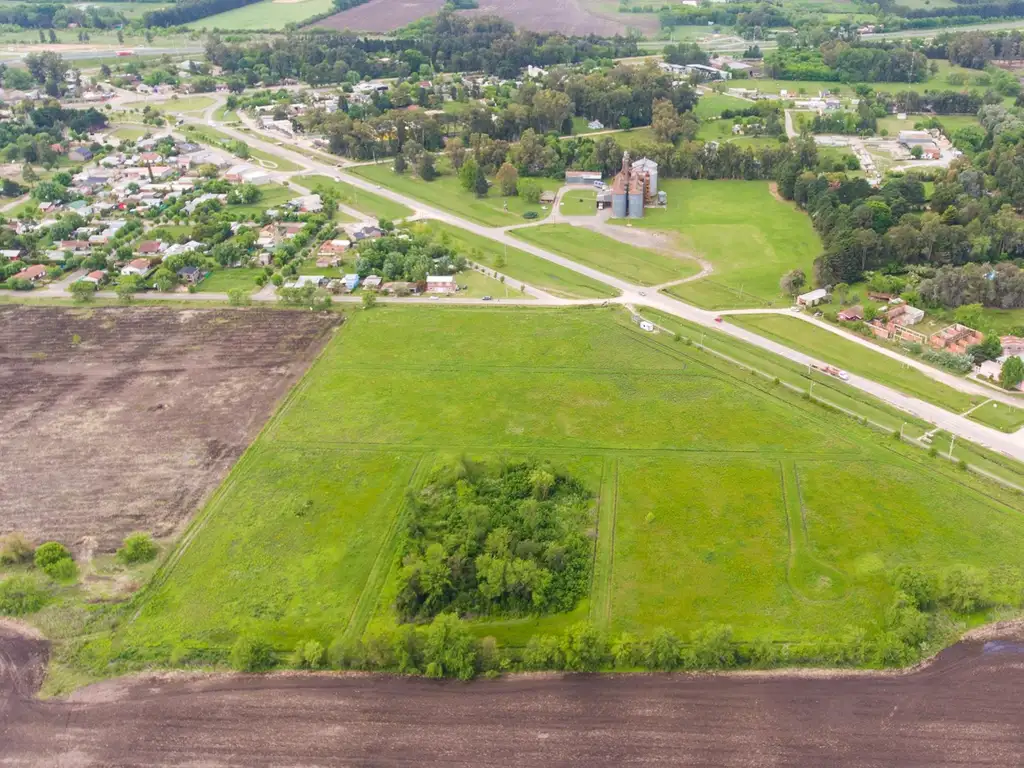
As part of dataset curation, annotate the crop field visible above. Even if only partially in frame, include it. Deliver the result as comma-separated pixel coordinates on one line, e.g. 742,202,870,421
314,0,650,35
115,306,1024,663
621,180,820,308
0,306,338,552
202,0,334,29
348,164,561,227
297,174,412,220
510,224,701,286
416,222,617,299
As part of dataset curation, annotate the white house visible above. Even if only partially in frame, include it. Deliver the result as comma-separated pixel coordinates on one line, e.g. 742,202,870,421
426,275,458,293
797,288,829,307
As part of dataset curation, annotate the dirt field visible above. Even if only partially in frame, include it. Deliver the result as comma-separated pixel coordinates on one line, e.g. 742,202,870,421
2,621,1024,767
314,0,655,35
0,306,338,552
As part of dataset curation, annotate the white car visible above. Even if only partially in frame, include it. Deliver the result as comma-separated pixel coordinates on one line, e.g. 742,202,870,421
837,370,850,381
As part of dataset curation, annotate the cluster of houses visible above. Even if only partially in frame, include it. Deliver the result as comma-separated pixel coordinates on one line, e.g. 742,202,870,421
978,336,1024,390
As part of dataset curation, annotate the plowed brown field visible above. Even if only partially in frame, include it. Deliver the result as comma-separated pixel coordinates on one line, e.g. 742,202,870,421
0,306,338,552
314,0,656,35
3,620,1024,767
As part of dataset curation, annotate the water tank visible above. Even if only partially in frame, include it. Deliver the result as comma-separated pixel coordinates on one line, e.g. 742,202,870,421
628,192,644,218
612,192,628,218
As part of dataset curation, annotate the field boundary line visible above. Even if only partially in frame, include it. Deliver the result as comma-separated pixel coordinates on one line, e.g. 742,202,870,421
631,309,1024,494
340,454,432,645
589,456,618,630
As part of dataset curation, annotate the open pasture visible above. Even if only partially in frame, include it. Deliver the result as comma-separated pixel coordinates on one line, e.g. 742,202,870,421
118,307,1024,660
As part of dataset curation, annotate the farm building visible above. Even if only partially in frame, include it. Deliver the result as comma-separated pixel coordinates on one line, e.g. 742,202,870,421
837,306,863,322
121,258,152,277
426,275,458,293
797,288,829,307
610,152,657,219
898,130,941,159
565,170,602,185
288,275,327,288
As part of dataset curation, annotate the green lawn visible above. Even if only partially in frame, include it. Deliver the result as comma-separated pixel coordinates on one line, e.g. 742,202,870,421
108,124,149,141
298,174,412,221
694,91,755,119
124,95,215,114
198,0,332,28
629,180,821,309
510,224,700,286
349,163,561,227
417,221,617,299
559,188,597,216
726,314,1002,416
182,125,302,172
113,307,1024,662
213,105,239,123
196,267,263,293
452,269,524,299
968,400,1024,433
227,184,296,217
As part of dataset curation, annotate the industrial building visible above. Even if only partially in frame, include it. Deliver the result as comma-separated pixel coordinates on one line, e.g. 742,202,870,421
610,152,659,219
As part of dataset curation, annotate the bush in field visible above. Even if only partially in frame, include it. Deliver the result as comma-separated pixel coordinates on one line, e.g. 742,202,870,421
117,533,158,565
33,541,72,579
230,637,275,672
43,557,78,583
0,533,34,565
0,574,52,616
422,613,478,680
291,640,326,669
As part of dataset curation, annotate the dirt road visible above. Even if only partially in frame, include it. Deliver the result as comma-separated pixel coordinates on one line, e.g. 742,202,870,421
3,621,1024,767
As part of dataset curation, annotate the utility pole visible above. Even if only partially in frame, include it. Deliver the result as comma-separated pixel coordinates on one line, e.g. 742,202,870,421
900,421,906,441
948,434,956,459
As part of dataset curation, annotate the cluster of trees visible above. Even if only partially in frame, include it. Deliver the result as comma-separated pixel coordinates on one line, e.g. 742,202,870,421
918,262,1024,310
931,29,1024,69
0,2,126,29
396,460,592,621
144,0,261,27
205,12,638,86
765,42,928,83
0,105,106,166
352,229,467,282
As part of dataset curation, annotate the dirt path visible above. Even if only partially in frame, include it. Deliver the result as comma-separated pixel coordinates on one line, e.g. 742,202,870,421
3,626,1024,767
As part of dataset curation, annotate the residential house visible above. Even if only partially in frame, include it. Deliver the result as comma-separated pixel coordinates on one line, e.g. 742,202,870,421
381,281,419,295
1,249,23,261
121,258,152,277
291,194,323,213
362,274,382,291
349,225,382,242
288,275,327,288
1001,336,1024,357
342,273,361,291
318,239,350,256
316,256,340,268
81,269,107,284
68,147,93,162
426,274,458,293
59,240,92,253
13,264,46,281
163,241,203,258
140,151,161,165
136,240,165,257
837,306,863,322
177,266,203,285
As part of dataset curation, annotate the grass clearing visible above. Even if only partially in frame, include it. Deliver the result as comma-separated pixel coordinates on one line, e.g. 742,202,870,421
628,180,820,308
113,306,1024,661
510,224,700,286
968,400,1024,433
197,0,333,28
196,267,263,293
349,163,561,227
727,314,992,414
299,174,412,221
227,183,296,217
417,221,618,299
559,189,597,216
694,91,755,119
124,96,215,114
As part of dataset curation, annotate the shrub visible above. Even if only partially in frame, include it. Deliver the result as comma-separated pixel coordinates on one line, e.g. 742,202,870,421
690,623,736,669
43,557,78,583
941,565,987,614
34,541,71,570
892,565,935,610
230,637,275,672
522,210,538,220
522,634,563,670
421,613,478,680
559,621,607,671
0,533,34,565
0,574,51,616
645,627,683,670
117,533,158,565
291,639,326,669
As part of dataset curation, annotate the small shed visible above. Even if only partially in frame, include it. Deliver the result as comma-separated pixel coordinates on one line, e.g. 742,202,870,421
797,288,829,307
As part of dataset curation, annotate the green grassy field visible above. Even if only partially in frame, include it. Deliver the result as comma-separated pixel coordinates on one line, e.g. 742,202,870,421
227,184,295,217
108,124,149,141
198,0,333,28
726,314,1000,416
298,175,412,220
968,400,1024,432
349,163,561,227
417,221,618,299
611,180,819,308
560,189,597,216
196,267,263,293
694,91,755,119
510,224,700,286
124,95,215,114
115,306,1024,661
